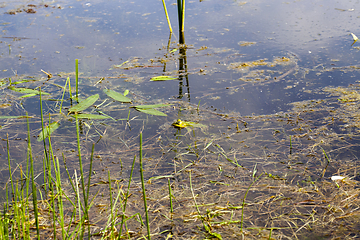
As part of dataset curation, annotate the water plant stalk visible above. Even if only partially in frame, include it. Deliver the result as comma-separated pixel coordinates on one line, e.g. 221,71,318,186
139,133,151,240
75,115,90,237
168,178,173,214
6,134,14,200
26,112,40,240
75,59,79,101
118,155,136,239
240,172,263,232
177,0,185,44
162,0,173,33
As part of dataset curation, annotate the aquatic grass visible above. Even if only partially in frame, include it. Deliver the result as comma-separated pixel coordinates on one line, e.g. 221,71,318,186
75,59,79,101
118,155,136,239
240,169,263,233
74,114,91,238
161,0,172,33
59,77,70,114
168,178,173,214
26,112,40,240
189,170,222,239
139,132,151,240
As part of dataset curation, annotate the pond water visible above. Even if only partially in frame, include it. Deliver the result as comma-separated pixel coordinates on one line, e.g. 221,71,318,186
2,0,360,239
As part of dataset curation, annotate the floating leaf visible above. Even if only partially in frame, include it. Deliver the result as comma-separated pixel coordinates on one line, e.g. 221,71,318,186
71,114,110,120
136,108,167,116
8,86,49,95
150,76,178,81
169,48,178,53
19,94,37,98
104,89,131,103
133,104,168,109
123,89,129,96
11,79,31,85
68,94,99,113
37,121,60,142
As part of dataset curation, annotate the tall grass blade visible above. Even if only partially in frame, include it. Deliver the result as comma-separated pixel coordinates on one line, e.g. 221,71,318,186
59,77,70,114
162,0,173,33
240,172,263,232
139,133,151,240
168,178,173,214
75,115,89,236
26,112,40,240
75,59,79,101
118,155,136,239
6,134,14,200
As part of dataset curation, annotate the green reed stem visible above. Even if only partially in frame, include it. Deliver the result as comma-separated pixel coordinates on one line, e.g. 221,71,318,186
320,146,330,163
168,178,173,214
75,59,79,101
2,202,9,239
181,0,185,33
75,115,89,233
162,0,173,33
54,153,66,239
74,170,83,238
289,135,292,154
47,128,57,239
139,133,151,240
118,155,136,239
59,77,70,114
26,112,40,240
6,134,14,200
240,172,263,232
40,88,51,199
108,171,115,239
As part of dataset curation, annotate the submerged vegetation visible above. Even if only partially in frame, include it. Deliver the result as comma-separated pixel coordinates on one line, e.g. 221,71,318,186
2,56,360,239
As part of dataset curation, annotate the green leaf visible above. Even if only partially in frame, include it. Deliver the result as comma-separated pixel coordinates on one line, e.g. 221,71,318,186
68,94,99,113
11,79,31,85
150,76,177,81
0,116,26,119
210,232,223,240
71,114,110,120
133,104,168,109
136,108,167,116
0,79,8,87
104,89,132,103
19,94,37,98
37,122,60,142
8,86,49,95
123,89,129,96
